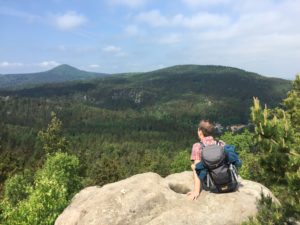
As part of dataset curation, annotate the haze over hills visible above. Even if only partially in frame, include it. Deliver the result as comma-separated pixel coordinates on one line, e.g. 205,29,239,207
0,64,109,90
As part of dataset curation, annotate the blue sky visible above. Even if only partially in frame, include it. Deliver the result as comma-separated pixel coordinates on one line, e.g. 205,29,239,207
0,0,299,79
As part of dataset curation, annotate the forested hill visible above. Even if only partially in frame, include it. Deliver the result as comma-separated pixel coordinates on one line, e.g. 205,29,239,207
126,65,290,105
0,64,109,90
0,64,291,125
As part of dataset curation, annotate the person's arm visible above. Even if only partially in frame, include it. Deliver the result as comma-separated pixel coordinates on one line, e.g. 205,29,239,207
187,161,201,200
188,160,201,200
187,142,202,200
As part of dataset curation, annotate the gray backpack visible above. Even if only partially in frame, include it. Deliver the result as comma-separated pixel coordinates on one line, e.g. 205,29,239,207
200,141,238,193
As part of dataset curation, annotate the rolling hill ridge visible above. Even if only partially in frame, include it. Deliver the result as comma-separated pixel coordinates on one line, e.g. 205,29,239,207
0,64,291,125
0,64,109,90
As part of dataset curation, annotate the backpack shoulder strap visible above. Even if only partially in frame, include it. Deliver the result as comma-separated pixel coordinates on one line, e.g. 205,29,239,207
199,141,205,148
200,140,220,147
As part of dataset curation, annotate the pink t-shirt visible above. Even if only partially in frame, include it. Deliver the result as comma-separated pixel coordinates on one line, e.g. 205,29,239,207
191,136,225,161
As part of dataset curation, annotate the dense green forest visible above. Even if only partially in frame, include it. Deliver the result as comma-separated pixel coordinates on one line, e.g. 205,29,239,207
0,66,298,224
0,65,291,190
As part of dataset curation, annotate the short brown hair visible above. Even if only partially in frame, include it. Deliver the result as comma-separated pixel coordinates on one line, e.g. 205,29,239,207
198,120,215,137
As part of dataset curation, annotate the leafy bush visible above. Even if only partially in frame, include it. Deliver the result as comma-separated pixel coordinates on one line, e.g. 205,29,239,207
242,193,290,225
3,170,33,206
1,152,82,225
221,130,260,180
36,152,82,199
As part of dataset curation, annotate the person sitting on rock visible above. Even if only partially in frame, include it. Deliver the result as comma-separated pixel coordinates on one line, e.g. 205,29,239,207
187,119,225,200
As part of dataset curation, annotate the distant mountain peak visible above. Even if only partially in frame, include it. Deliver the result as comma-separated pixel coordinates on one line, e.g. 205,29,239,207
0,64,109,90
49,64,80,72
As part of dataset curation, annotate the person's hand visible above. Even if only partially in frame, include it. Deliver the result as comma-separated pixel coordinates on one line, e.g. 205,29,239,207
187,191,200,200
191,164,195,171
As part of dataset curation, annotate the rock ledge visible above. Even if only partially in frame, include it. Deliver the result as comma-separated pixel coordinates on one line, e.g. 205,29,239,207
55,172,277,225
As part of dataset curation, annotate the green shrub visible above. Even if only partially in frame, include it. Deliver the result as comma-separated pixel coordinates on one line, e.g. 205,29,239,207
3,170,33,207
170,150,191,173
1,152,82,225
221,130,260,180
242,193,291,225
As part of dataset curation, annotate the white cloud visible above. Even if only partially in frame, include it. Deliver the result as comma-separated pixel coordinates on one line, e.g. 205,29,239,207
38,61,60,68
159,34,181,44
182,0,232,7
52,11,87,30
0,6,41,22
109,0,148,8
0,61,23,67
157,64,165,69
173,12,230,29
124,24,140,36
102,45,122,53
136,10,230,29
0,7,87,32
136,10,169,27
115,52,128,57
57,45,67,51
88,64,100,68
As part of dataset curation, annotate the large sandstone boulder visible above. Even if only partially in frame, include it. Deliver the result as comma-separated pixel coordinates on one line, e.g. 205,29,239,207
55,172,278,225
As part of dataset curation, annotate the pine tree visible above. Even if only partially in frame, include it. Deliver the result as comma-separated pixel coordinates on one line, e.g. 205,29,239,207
283,75,300,216
250,74,300,219
37,112,69,155
251,97,293,184
284,75,300,132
